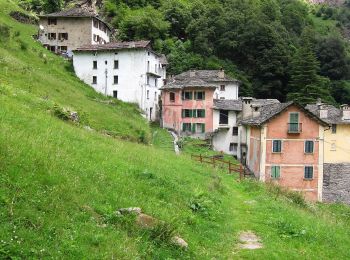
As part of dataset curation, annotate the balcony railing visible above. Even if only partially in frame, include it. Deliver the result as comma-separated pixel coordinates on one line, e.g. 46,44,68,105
288,123,302,134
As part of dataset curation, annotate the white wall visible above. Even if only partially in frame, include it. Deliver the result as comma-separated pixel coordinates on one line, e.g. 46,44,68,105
91,18,110,44
213,82,239,100
73,49,166,121
212,110,239,155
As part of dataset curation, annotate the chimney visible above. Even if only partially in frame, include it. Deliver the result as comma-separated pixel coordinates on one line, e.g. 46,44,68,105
242,97,254,119
252,106,260,118
318,104,328,119
316,98,322,106
341,104,350,121
218,69,225,79
189,70,196,77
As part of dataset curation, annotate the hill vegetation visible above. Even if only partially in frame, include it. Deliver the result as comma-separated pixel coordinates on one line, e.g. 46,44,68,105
2,0,350,258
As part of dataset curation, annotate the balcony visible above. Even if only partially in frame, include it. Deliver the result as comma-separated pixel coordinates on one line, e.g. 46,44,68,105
287,123,302,134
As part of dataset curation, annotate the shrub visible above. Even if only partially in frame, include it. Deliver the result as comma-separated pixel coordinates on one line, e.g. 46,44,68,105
0,24,11,43
52,104,70,121
149,222,176,244
18,40,28,51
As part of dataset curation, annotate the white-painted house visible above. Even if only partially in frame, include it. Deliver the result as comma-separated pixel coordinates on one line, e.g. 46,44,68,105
73,41,167,121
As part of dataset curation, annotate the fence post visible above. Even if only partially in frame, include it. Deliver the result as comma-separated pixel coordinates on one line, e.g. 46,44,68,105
239,164,243,181
200,154,202,163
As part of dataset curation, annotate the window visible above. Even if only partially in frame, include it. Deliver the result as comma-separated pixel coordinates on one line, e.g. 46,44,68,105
169,92,175,102
58,33,68,40
220,85,225,91
219,110,228,124
232,127,238,136
220,97,225,100
93,19,98,28
304,166,313,180
114,60,119,69
92,76,97,84
289,112,300,133
147,61,150,71
155,78,158,87
105,61,107,65
194,91,205,100
182,123,191,132
147,76,150,85
147,90,149,99
93,61,97,69
113,91,118,98
305,141,314,154
194,109,205,118
154,92,157,101
272,140,282,153
48,18,57,25
195,123,205,133
229,143,237,152
182,109,192,118
182,91,192,100
48,33,56,40
332,124,337,134
57,46,67,52
113,76,118,85
271,166,280,179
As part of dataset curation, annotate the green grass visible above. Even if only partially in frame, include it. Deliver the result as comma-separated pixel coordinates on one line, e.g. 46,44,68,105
151,123,174,152
1,0,350,258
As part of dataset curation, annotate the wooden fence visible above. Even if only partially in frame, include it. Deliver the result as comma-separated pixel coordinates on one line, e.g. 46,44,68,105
191,154,247,180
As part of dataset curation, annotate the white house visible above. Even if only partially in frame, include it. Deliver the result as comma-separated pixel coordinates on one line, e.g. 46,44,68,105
73,40,167,121
38,7,111,55
212,99,242,156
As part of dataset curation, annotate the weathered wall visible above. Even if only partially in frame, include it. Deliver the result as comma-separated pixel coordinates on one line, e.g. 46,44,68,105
323,163,350,204
247,126,261,178
264,105,324,201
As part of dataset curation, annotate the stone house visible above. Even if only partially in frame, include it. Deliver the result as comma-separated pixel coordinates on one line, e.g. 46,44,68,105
38,7,111,55
240,101,328,201
306,101,350,203
161,70,240,141
73,40,167,121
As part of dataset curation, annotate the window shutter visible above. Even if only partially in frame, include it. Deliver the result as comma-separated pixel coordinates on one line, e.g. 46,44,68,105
191,124,195,133
290,113,299,123
181,109,185,118
181,91,184,100
189,92,193,100
182,123,185,131
203,92,205,100
203,109,205,118
194,92,197,100
201,124,205,133
193,109,197,118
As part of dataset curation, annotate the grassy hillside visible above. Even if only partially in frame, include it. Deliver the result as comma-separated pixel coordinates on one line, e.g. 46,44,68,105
1,0,350,259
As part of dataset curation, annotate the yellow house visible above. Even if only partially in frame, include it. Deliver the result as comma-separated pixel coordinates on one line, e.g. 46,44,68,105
306,102,350,204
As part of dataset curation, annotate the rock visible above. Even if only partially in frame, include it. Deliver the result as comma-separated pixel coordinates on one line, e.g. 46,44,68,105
136,213,158,228
70,112,79,122
238,231,263,250
83,125,93,131
171,236,188,249
117,207,142,216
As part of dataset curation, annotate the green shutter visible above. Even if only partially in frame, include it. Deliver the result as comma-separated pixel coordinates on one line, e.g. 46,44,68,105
181,109,185,118
189,109,193,117
202,92,205,100
189,92,193,100
201,124,205,133
290,113,299,123
203,109,205,118
181,91,184,100
194,92,198,100
182,123,185,131
193,109,197,118
191,124,195,133
271,166,280,179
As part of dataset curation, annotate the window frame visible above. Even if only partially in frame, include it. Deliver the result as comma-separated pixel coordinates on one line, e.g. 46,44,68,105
331,124,337,134
271,166,281,179
93,61,97,69
182,91,193,100
288,112,300,133
92,76,97,85
194,91,205,100
304,140,314,154
194,109,205,118
48,18,57,25
219,110,229,125
232,127,238,136
114,60,119,69
182,123,191,132
113,75,118,85
147,90,149,99
220,85,225,91
272,140,282,153
304,166,314,180
169,92,175,102
113,90,118,99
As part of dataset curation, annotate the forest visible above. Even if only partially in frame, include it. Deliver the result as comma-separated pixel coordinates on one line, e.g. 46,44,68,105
18,0,350,104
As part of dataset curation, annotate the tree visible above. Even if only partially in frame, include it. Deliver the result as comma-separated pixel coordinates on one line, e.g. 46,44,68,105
118,6,169,42
316,37,350,80
287,29,335,105
43,0,62,13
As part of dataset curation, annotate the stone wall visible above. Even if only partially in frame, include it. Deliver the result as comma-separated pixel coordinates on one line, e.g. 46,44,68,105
323,163,350,204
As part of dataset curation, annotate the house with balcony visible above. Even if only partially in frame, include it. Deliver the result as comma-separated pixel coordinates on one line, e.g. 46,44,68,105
73,40,167,121
240,101,328,201
306,101,350,204
38,7,111,55
161,70,240,138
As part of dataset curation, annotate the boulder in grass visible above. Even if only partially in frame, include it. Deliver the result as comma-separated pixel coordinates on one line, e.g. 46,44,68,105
116,207,142,216
136,213,158,228
171,236,188,249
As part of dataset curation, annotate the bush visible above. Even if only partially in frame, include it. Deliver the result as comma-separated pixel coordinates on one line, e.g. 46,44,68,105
18,40,28,51
0,24,11,43
149,222,176,244
52,104,70,121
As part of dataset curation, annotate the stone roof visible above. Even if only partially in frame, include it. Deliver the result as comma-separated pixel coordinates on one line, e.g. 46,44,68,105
213,99,243,111
250,99,280,107
240,101,328,126
39,7,112,30
159,54,168,65
161,70,239,89
41,7,97,17
74,40,152,52
306,104,350,125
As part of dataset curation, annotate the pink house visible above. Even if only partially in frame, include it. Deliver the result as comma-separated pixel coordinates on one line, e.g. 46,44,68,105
240,101,328,201
161,70,239,138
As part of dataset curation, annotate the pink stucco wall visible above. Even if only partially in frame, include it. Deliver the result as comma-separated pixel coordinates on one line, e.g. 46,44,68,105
264,105,321,201
161,88,215,134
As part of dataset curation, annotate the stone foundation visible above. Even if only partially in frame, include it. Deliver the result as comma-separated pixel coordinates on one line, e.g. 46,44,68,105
323,163,350,204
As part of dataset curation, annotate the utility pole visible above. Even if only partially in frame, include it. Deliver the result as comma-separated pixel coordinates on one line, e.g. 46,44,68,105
104,68,108,96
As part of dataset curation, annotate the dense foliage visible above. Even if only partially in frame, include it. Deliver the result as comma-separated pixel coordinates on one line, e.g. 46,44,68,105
22,0,350,105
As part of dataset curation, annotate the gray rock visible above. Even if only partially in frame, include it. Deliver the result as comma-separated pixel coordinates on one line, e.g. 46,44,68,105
117,207,142,215
171,236,188,249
